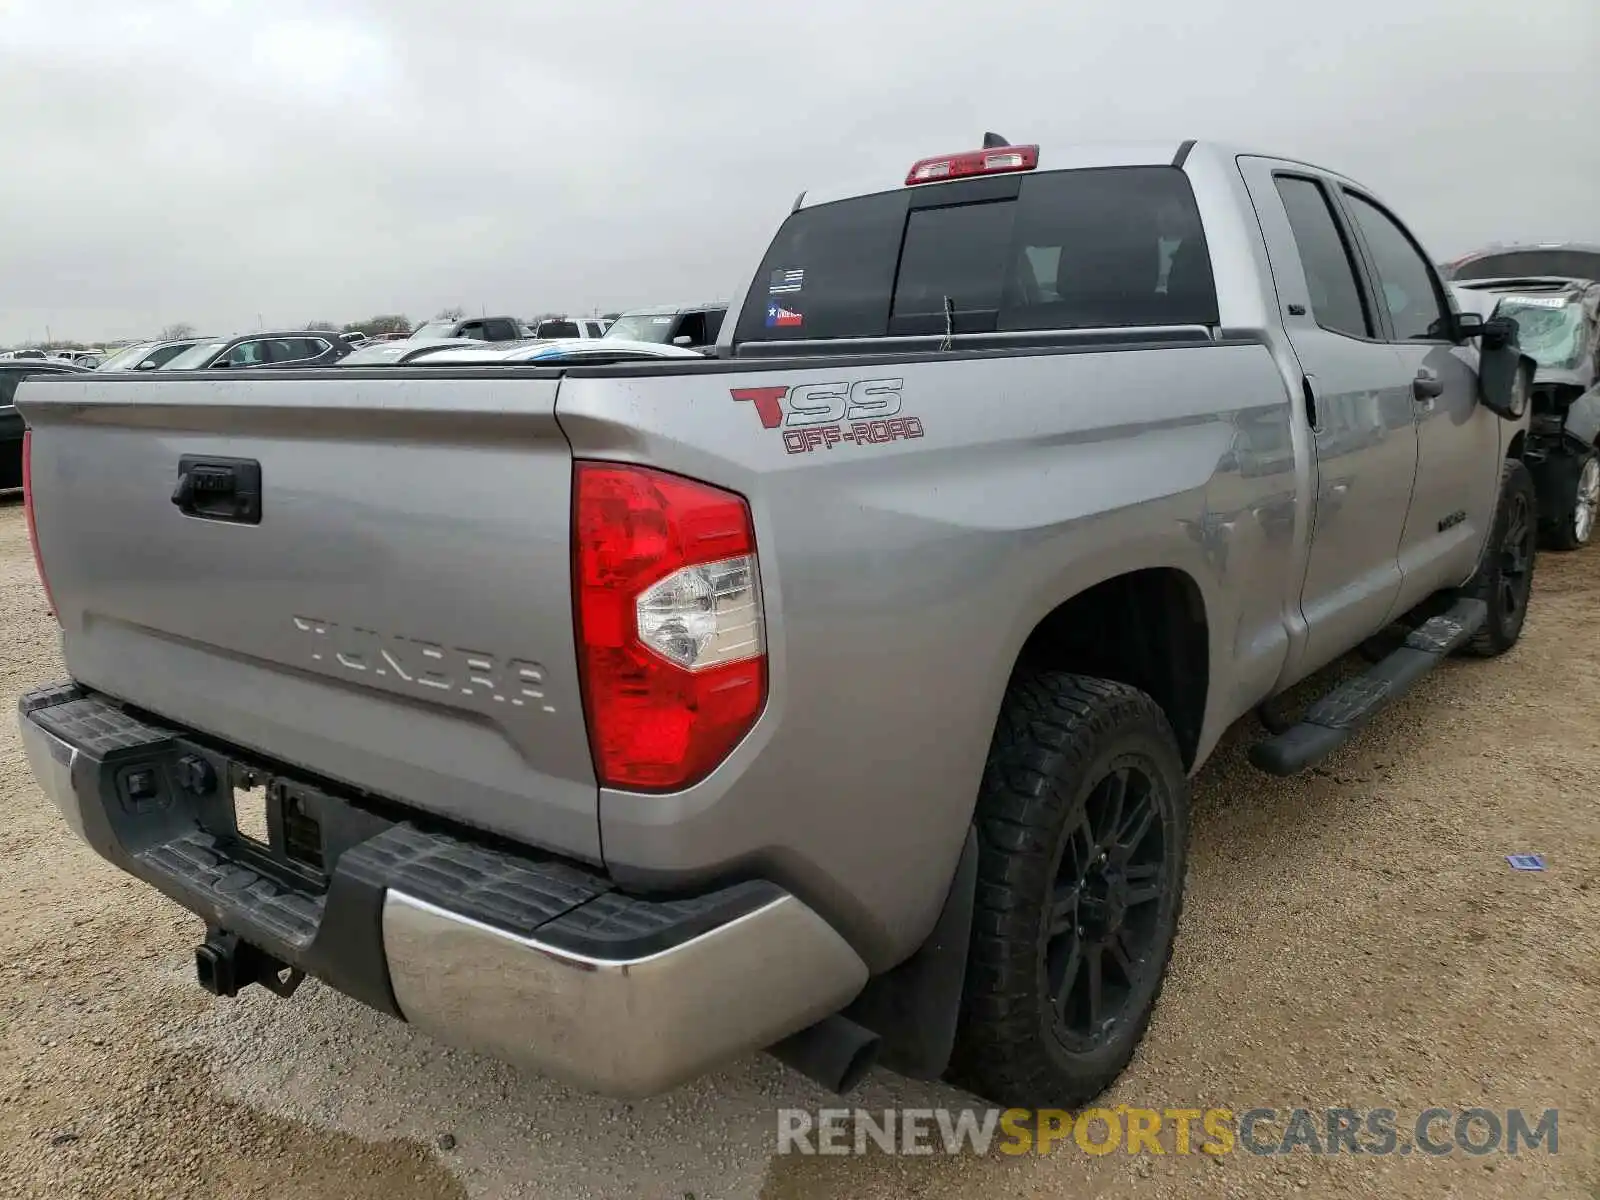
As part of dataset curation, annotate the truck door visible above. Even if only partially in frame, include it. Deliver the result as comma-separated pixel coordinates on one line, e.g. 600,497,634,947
1239,160,1420,680
1337,188,1501,610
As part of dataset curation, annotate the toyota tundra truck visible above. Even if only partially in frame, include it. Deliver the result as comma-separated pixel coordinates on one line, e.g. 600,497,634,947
15,138,1537,1110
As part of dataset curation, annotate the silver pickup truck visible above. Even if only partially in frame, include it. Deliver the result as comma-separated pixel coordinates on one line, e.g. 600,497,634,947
16,138,1537,1111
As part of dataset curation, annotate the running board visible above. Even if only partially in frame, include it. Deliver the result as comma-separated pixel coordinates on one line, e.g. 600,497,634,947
1248,597,1487,777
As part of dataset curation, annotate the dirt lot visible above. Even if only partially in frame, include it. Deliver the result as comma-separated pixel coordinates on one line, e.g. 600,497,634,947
1,497,1596,1200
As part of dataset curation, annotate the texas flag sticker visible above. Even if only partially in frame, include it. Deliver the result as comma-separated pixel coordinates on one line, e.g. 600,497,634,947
765,303,803,328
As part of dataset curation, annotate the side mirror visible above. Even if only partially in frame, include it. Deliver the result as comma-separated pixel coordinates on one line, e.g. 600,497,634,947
1478,348,1534,422
672,335,693,347
1450,311,1487,343
136,359,157,369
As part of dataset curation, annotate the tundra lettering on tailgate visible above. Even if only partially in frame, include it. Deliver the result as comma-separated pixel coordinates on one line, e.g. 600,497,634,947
731,377,925,454
292,617,557,712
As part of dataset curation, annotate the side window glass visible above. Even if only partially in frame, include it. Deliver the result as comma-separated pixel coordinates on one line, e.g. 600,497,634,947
1343,192,1450,341
227,341,265,366
676,313,707,344
1273,176,1372,340
0,371,17,407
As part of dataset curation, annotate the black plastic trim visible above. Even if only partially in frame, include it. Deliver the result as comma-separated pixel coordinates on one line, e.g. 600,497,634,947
21,685,801,1020
1172,139,1197,168
905,173,1022,209
844,825,977,1080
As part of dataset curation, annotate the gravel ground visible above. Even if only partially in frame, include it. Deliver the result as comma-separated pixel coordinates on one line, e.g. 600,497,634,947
1,496,1596,1199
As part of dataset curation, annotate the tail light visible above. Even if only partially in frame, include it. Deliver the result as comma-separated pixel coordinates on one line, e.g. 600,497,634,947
905,144,1039,186
573,462,766,792
22,430,58,621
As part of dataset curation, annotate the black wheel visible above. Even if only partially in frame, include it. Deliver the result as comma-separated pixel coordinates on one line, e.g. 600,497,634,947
1462,459,1539,658
1538,449,1599,551
948,672,1189,1109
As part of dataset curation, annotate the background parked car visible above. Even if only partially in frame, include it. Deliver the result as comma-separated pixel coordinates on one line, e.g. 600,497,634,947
1454,273,1600,549
406,338,705,366
337,337,482,366
601,303,726,352
406,315,526,342
0,357,85,488
160,332,353,371
1442,242,1600,284
96,337,212,372
530,316,609,339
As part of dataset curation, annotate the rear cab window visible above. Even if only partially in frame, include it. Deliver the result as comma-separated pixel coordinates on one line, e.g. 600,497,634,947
733,165,1219,345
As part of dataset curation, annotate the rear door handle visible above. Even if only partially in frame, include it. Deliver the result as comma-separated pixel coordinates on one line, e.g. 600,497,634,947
1412,372,1445,401
172,456,263,524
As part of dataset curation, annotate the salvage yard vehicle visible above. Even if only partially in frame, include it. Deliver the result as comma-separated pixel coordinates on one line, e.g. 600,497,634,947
407,338,704,366
406,315,526,342
531,316,610,340
95,337,212,373
335,336,482,366
602,302,726,352
0,357,85,488
1452,275,1600,549
15,137,1537,1112
160,332,354,371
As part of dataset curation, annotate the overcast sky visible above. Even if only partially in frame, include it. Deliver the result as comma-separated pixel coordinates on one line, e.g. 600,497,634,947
3,0,1597,346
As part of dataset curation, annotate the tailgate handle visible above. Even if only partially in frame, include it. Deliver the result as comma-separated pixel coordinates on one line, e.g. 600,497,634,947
172,456,262,524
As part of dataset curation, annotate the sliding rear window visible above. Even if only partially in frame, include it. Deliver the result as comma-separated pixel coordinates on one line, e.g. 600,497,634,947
734,165,1218,344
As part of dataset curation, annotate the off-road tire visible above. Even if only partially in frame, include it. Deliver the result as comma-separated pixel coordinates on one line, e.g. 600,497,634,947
948,671,1190,1110
1538,449,1598,552
1462,458,1539,658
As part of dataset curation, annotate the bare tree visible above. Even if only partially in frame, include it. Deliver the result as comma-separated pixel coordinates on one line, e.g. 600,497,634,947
344,315,412,337
303,320,338,332
160,323,197,340
435,306,466,322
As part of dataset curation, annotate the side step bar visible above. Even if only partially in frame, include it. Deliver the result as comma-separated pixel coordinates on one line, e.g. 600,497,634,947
1249,597,1487,777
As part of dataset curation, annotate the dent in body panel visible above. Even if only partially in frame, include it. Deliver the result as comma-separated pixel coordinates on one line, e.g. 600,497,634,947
559,343,1298,967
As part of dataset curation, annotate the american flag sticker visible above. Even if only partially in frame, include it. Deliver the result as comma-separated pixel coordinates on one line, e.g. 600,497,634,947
769,268,805,294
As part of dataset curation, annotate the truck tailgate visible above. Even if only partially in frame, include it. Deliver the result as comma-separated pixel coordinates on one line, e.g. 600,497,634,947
18,372,599,861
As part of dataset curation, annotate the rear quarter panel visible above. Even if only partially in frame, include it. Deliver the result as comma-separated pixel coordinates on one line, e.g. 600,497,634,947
558,342,1298,967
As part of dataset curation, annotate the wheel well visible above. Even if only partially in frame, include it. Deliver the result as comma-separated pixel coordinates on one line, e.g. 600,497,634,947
1507,429,1527,461
1016,569,1209,770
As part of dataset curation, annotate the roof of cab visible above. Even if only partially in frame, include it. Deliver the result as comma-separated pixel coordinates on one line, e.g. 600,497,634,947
793,139,1369,210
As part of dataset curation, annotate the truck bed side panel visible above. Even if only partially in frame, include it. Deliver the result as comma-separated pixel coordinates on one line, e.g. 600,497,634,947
556,341,1297,966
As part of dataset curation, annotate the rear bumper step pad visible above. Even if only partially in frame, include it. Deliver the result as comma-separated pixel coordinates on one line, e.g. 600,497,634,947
17,684,868,1097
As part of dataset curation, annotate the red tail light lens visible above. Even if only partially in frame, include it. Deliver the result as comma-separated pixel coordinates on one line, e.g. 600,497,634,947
574,462,766,792
22,430,58,621
905,144,1039,185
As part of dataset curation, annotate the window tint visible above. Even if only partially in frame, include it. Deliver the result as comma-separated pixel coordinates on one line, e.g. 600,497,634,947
536,320,581,339
703,308,725,342
1274,176,1372,340
0,370,18,407
585,322,603,338
892,200,1015,325
674,312,708,345
1452,250,1600,283
1343,192,1448,341
735,166,1217,343
224,341,267,366
734,189,908,342
145,343,191,368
